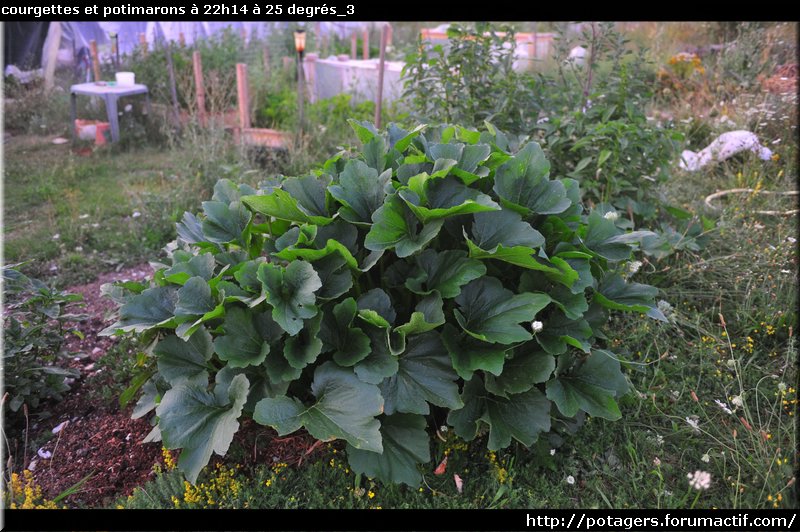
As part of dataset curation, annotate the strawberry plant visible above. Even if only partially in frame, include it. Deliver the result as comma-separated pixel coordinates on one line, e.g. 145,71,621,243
102,121,665,487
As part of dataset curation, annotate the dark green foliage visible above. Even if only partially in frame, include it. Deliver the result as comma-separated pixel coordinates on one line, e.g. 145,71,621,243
103,121,662,486
2,267,83,418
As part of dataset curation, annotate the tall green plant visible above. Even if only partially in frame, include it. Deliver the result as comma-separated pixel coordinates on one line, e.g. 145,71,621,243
401,23,537,133
2,267,83,417
102,121,664,487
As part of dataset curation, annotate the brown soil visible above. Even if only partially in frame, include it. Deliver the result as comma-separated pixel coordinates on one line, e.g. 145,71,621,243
6,265,324,508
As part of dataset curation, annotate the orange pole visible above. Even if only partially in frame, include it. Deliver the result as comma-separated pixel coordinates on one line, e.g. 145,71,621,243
236,63,251,130
193,51,207,127
89,40,101,81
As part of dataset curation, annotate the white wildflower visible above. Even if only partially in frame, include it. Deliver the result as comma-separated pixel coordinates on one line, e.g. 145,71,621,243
778,382,787,392
628,260,642,275
566,475,575,485
687,470,711,490
653,457,661,467
714,399,733,415
52,233,60,240
604,211,619,221
79,213,90,219
531,320,544,333
550,449,556,456
657,300,673,315
731,395,744,408
701,453,710,463
132,211,141,218
685,416,700,434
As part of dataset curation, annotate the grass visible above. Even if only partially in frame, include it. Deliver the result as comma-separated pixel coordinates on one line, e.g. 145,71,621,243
2,129,243,286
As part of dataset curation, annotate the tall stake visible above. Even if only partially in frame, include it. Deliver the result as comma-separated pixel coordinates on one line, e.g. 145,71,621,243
297,53,305,136
374,24,388,129
89,40,101,82
193,51,207,127
362,29,369,60
350,32,357,59
165,43,182,132
236,63,251,131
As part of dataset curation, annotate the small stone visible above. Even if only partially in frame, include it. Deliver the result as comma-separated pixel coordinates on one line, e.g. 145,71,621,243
91,347,103,356
28,460,37,471
37,448,52,459
52,421,69,434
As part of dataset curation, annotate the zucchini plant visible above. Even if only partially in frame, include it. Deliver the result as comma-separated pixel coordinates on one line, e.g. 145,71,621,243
102,120,665,487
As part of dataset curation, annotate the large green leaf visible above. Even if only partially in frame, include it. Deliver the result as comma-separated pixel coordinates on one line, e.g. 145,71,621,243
354,325,399,384
318,298,372,367
155,328,213,385
281,175,331,220
216,365,289,412
581,211,655,261
100,286,178,335
493,142,571,215
394,292,445,336
447,377,551,449
482,387,552,450
164,253,216,285
274,238,358,270
176,212,208,245
454,277,551,344
312,255,353,300
364,194,444,258
347,413,431,487
441,324,507,380
405,249,486,299
201,200,251,244
545,350,628,420
379,331,462,415
328,160,392,225
594,273,659,313
357,288,396,326
535,310,594,355
234,259,265,293
242,190,332,226
470,209,545,250
398,176,499,224
254,362,384,452
283,313,323,369
484,347,555,397
212,178,256,204
174,277,216,318
258,261,322,336
157,373,249,483
213,307,284,368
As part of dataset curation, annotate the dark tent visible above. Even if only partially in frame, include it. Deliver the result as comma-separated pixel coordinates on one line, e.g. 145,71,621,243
4,21,51,70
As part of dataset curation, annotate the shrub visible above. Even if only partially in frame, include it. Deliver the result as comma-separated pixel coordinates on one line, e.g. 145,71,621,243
2,267,83,418
102,121,664,487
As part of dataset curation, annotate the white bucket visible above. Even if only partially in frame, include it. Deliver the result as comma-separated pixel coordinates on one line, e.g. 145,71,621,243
115,72,135,86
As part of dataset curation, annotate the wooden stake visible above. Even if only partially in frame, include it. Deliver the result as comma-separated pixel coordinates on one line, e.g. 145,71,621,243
179,32,185,47
236,63,251,130
139,33,148,56
386,24,393,47
351,32,357,59
89,39,101,82
362,29,369,60
374,24,388,129
193,51,207,127
165,44,182,131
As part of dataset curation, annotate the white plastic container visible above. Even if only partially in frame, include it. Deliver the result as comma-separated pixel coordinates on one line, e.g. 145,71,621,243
115,72,135,86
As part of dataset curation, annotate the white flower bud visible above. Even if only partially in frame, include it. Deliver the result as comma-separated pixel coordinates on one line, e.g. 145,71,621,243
604,211,619,221
532,320,544,333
